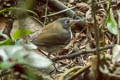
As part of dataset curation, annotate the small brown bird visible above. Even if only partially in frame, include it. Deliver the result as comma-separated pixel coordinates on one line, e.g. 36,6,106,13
32,17,80,55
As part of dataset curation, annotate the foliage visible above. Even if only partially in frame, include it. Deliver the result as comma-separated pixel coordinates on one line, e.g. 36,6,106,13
13,28,34,40
0,32,52,80
0,30,14,45
106,9,118,35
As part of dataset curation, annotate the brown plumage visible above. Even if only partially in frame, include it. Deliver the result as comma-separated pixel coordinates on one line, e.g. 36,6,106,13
32,17,80,53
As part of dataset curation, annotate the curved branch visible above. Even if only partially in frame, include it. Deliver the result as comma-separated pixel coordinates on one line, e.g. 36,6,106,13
52,44,114,61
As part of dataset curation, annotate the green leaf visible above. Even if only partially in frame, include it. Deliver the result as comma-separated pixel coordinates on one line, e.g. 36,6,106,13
0,30,3,33
0,45,52,69
106,10,118,35
0,32,14,45
24,66,43,80
0,62,16,69
13,28,34,40
0,38,14,45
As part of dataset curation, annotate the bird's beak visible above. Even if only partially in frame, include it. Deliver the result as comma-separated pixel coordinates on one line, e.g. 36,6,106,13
70,19,81,26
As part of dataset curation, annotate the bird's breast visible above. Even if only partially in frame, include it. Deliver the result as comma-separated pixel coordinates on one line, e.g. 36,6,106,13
60,30,72,45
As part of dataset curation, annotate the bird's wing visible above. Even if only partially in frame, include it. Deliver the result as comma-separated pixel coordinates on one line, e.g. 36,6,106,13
32,32,68,46
42,21,64,33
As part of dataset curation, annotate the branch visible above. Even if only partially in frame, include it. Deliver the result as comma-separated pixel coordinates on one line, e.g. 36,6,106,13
41,0,76,17
52,44,114,61
40,0,85,31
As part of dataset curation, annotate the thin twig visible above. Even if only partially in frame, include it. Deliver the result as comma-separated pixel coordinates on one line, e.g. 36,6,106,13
44,0,48,25
42,6,76,17
0,7,39,18
88,0,108,5
69,64,91,80
32,16,45,27
52,44,114,61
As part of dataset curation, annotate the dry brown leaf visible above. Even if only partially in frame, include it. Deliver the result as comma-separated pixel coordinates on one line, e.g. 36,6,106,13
68,0,74,3
76,2,90,13
117,0,120,3
0,17,6,31
67,3,73,8
86,9,92,20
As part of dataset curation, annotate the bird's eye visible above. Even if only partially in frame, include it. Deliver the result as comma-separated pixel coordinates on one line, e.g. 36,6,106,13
65,20,70,24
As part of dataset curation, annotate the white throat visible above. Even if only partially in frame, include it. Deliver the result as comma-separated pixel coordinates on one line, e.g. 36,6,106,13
69,29,73,39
